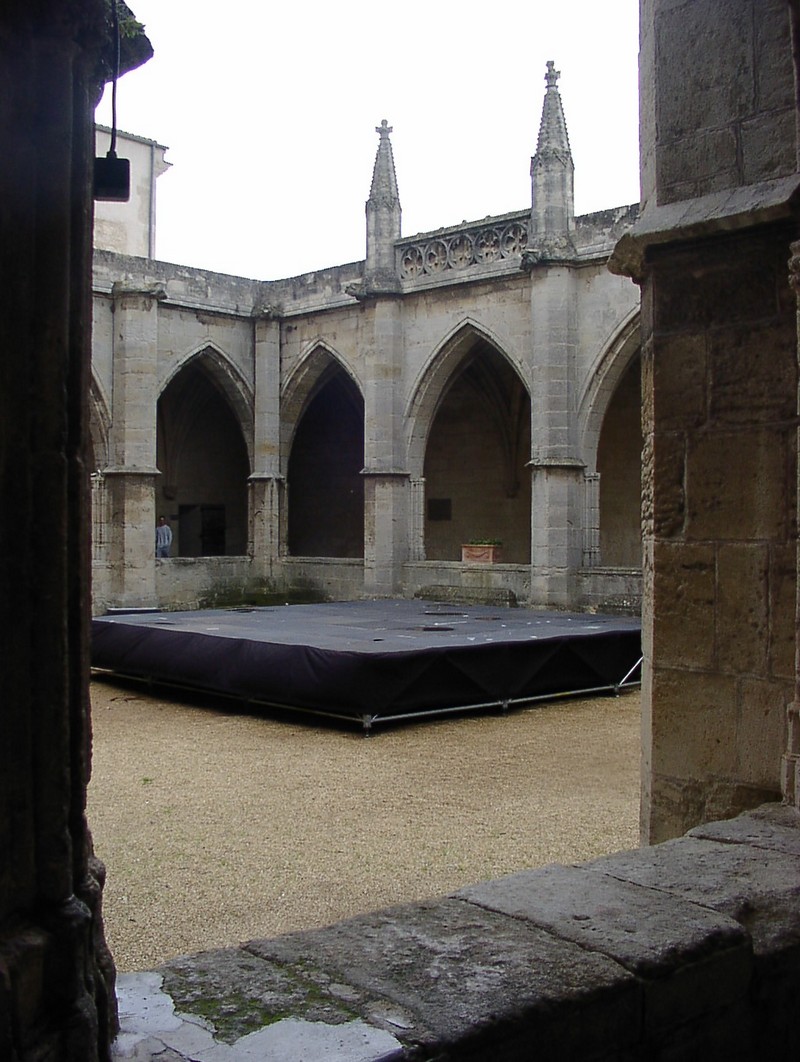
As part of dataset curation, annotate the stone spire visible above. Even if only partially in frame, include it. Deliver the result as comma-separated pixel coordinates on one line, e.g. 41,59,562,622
365,119,402,289
528,61,575,260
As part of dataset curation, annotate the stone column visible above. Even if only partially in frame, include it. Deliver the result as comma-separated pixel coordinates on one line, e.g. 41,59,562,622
783,239,800,809
362,297,409,596
527,265,584,606
0,4,150,1058
249,311,282,585
409,477,427,562
104,284,164,609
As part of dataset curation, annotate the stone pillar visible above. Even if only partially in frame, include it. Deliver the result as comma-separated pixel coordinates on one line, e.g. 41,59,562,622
527,264,583,606
611,0,799,843
104,284,163,609
582,472,601,568
362,298,409,596
409,477,427,562
249,312,282,585
0,4,150,1058
784,239,800,809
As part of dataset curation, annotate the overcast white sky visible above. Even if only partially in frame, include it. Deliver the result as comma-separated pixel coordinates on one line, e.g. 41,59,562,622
96,1,640,281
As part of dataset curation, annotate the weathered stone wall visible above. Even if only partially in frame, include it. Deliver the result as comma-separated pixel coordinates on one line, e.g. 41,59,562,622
615,0,800,841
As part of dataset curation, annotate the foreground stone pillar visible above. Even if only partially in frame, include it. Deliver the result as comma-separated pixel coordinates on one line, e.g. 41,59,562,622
612,0,798,843
0,4,150,1058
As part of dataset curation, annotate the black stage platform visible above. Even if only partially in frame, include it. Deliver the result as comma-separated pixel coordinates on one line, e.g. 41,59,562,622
91,600,642,732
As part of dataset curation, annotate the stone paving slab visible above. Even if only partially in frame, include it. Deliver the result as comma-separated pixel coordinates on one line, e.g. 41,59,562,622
590,830,800,956
113,972,404,1061
245,897,640,1058
457,862,751,1032
688,803,800,856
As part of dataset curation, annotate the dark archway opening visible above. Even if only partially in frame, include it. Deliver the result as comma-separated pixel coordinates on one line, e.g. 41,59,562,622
287,370,365,557
423,342,531,562
156,361,250,556
597,354,642,567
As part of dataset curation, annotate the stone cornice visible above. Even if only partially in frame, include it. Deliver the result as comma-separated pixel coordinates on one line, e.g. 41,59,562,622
608,175,800,282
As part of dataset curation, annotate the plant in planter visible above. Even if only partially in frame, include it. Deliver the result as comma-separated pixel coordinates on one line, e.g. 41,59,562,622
461,538,504,563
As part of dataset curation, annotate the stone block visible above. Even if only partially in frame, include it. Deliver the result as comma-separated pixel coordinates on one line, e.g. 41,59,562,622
686,429,788,542
716,544,769,675
651,237,780,334
768,542,798,681
246,898,640,1059
649,668,739,778
656,129,739,203
651,543,715,669
708,320,797,427
741,107,797,185
651,333,706,431
688,804,800,858
457,863,750,1035
655,0,752,146
754,2,797,114
593,833,800,958
651,433,686,539
735,678,792,790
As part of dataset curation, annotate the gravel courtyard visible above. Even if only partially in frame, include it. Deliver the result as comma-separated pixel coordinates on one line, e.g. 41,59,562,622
88,679,641,971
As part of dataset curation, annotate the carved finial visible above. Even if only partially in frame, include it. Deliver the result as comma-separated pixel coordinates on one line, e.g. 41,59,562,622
545,61,560,89
376,119,393,139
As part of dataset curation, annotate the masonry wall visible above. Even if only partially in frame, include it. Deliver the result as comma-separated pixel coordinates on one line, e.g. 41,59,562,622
633,0,799,841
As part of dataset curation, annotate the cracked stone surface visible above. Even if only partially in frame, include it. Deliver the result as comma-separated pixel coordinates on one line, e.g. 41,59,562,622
111,972,403,1061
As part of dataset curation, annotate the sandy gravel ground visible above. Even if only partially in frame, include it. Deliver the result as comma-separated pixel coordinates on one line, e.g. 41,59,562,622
88,679,641,972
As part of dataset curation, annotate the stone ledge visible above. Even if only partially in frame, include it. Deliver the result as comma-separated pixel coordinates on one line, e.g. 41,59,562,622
112,804,800,1061
609,175,800,281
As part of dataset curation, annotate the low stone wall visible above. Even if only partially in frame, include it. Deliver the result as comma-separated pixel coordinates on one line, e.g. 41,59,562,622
403,561,531,607
113,803,799,1061
577,566,643,613
154,556,254,610
278,556,365,601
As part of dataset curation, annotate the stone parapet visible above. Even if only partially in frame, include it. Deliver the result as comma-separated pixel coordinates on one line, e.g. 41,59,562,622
112,804,800,1061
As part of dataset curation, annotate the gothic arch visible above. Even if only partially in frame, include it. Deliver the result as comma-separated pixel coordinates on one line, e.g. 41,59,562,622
156,344,252,557
161,342,255,468
88,373,111,471
280,341,364,477
578,309,640,474
405,319,529,479
283,342,365,558
408,322,531,563
578,311,642,569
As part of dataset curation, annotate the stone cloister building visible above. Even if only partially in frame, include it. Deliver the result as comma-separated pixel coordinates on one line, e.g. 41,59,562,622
4,1,800,1058
90,66,641,616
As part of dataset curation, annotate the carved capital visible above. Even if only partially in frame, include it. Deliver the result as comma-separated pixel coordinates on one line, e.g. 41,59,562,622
111,281,167,304
251,303,283,320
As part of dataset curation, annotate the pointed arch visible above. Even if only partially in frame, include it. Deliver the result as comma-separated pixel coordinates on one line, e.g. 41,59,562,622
161,341,254,468
283,342,365,558
578,309,640,474
578,310,642,569
405,319,529,479
88,373,111,471
281,341,364,477
156,343,252,557
408,321,531,563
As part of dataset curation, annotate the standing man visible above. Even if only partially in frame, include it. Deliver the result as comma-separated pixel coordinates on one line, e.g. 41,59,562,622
156,515,173,558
